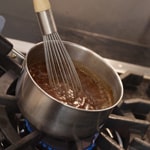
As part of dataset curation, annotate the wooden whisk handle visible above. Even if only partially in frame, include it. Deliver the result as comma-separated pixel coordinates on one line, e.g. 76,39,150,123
33,0,57,35
33,0,51,12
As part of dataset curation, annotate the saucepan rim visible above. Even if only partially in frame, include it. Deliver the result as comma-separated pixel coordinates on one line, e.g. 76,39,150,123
24,41,123,112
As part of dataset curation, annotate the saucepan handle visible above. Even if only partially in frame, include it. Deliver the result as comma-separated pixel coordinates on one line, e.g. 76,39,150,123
0,34,13,55
0,34,25,62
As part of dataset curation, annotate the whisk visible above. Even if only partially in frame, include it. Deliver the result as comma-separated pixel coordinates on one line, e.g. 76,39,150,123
33,0,82,98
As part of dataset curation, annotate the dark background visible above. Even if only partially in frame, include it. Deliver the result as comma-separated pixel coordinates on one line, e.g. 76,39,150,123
0,0,150,67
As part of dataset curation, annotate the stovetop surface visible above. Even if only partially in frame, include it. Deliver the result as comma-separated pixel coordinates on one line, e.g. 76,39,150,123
3,27,150,68
0,38,150,150
8,38,150,78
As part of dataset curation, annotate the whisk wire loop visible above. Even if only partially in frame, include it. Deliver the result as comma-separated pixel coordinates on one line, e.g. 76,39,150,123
34,0,82,98
43,32,82,97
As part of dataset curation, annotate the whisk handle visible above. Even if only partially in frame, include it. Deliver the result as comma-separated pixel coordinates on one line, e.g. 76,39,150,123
33,0,57,35
33,0,50,12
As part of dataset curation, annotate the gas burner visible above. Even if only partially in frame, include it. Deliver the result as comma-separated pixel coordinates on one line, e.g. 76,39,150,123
6,109,125,150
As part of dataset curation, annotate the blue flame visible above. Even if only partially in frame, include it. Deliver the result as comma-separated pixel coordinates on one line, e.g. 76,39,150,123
24,119,56,149
24,119,97,150
24,119,33,133
39,140,56,150
84,133,99,150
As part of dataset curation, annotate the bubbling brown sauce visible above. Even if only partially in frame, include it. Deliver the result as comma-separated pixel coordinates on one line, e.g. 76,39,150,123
29,61,114,110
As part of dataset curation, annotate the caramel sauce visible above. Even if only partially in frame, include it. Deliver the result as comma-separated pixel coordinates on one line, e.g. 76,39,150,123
29,62,114,110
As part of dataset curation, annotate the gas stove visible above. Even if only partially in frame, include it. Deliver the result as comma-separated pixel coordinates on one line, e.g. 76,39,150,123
0,39,150,150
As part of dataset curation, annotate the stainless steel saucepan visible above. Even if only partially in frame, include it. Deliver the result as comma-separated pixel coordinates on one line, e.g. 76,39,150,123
0,36,123,140
15,41,123,140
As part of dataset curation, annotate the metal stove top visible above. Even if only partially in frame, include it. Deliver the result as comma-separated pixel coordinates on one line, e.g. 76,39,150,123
0,38,150,150
8,38,150,78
